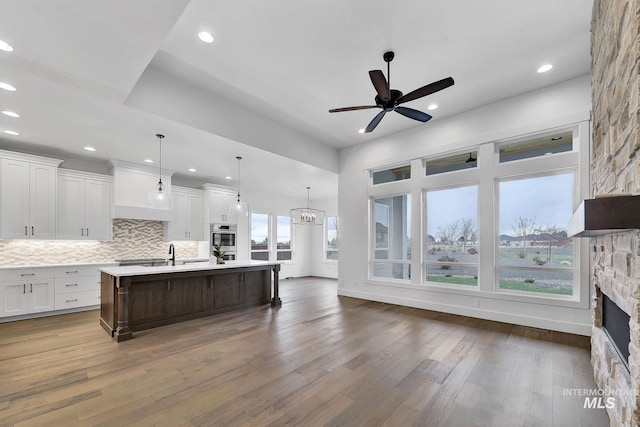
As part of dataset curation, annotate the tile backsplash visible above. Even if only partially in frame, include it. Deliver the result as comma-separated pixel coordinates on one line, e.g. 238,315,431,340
0,219,201,266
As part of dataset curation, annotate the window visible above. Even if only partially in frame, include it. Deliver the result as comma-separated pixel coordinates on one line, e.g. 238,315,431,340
326,215,338,260
372,194,411,280
425,185,478,286
276,215,292,261
499,131,572,163
425,151,477,176
250,212,269,260
497,173,574,295
372,164,410,184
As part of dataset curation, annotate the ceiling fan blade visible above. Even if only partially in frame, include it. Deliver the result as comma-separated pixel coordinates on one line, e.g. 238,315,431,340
369,70,390,102
395,106,432,122
328,105,378,113
396,77,455,105
365,110,386,133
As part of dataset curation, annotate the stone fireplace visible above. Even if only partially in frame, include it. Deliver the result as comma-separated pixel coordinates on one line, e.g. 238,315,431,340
590,1,640,426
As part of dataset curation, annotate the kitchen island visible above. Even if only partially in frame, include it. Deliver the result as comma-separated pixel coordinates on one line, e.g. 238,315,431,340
99,261,281,342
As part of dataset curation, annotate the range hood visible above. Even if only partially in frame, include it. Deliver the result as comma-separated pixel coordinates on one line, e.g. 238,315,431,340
108,160,174,221
567,194,640,237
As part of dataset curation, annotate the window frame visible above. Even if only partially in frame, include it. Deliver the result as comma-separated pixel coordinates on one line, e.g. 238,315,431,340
364,121,590,310
250,212,270,261
276,215,293,262
325,215,339,262
369,192,412,282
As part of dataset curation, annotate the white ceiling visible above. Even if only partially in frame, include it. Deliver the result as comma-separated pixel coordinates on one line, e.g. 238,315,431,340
0,0,592,200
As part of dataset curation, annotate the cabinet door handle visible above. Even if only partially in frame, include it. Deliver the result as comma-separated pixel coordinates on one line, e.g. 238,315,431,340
65,283,78,287
30,283,32,293
20,273,35,277
31,226,34,235
81,228,84,236
24,226,28,236
23,284,25,293
86,228,89,237
66,270,78,274
66,299,78,303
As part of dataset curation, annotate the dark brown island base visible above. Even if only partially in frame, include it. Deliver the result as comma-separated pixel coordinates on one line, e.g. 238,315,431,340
99,261,281,342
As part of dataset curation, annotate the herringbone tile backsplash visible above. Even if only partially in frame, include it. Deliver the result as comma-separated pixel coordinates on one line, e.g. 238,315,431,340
0,219,201,266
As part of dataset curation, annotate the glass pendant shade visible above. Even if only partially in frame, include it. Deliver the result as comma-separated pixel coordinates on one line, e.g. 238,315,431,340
291,187,325,226
148,133,172,209
227,156,248,217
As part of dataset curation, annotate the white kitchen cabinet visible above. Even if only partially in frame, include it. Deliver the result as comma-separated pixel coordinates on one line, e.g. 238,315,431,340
165,186,204,241
57,170,112,240
0,268,55,317
0,152,62,239
204,184,238,224
54,265,104,310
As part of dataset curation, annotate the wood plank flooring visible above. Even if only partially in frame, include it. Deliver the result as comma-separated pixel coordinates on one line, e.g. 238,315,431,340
0,277,609,426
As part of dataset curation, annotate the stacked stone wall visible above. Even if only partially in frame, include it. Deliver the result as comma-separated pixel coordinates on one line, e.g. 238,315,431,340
591,1,640,425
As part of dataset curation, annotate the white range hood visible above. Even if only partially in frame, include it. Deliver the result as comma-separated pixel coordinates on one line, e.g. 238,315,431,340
108,160,174,221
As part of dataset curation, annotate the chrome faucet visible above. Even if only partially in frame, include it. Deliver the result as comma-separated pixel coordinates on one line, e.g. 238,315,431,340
168,243,175,266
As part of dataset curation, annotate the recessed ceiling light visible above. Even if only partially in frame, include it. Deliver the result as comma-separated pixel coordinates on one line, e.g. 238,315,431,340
537,64,553,73
188,168,197,172
358,129,365,134
144,159,154,163
0,40,13,52
3,130,19,136
198,31,214,43
427,104,438,111
83,146,96,152
1,110,19,118
0,82,16,91
224,176,232,180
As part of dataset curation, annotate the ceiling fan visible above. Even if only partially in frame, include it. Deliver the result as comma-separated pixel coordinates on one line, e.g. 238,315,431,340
329,51,454,133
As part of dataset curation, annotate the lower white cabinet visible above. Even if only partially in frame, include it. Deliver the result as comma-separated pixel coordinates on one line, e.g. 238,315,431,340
0,264,112,319
0,268,55,317
54,266,103,310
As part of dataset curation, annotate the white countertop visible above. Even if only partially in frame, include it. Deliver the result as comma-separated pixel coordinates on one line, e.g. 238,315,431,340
100,261,279,277
0,261,119,271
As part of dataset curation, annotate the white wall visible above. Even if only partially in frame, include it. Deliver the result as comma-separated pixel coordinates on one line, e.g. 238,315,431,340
338,75,594,335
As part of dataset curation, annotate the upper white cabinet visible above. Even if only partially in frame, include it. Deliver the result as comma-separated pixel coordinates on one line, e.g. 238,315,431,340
204,184,237,224
165,186,204,241
0,152,62,239
57,170,112,240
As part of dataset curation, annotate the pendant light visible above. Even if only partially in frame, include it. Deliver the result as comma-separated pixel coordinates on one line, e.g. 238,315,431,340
291,186,325,226
228,156,248,217
147,133,172,209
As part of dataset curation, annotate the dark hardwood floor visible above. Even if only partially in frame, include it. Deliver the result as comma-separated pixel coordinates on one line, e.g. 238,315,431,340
0,277,608,426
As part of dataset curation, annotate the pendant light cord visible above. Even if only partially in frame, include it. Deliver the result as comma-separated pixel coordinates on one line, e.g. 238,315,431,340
236,156,242,201
156,134,165,185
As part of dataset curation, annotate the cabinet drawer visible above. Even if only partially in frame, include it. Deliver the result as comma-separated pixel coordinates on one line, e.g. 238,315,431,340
55,275,100,294
0,268,55,282
54,266,101,278
55,290,100,309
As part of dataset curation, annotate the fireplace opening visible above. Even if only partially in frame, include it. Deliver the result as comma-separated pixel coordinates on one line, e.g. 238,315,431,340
602,294,631,372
